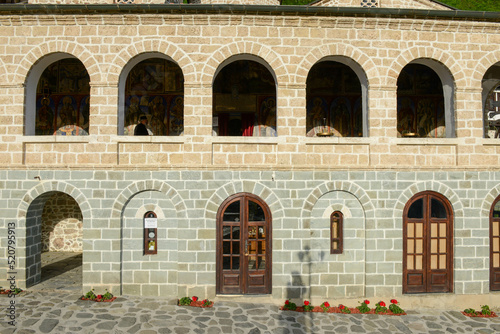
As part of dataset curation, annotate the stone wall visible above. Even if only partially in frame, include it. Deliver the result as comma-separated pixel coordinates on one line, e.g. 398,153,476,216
41,192,83,252
1,169,497,299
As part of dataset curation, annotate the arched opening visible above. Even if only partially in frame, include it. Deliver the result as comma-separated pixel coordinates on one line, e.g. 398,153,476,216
306,59,367,137
119,55,184,136
213,57,277,137
397,60,455,138
403,191,453,294
26,191,83,292
216,193,272,294
481,63,500,138
490,195,500,290
26,55,90,136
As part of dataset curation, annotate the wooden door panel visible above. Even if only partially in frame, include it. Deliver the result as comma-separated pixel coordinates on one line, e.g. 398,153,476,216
403,192,453,294
217,193,272,295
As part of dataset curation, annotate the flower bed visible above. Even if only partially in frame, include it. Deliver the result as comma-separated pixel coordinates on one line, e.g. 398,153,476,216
280,299,406,316
80,289,116,302
0,288,23,296
178,296,214,308
462,305,497,318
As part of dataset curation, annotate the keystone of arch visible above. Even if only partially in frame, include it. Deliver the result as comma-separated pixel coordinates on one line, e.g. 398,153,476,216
106,39,195,85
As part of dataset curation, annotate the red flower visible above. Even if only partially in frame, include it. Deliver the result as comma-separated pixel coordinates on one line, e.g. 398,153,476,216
364,300,370,305
379,301,386,307
285,300,289,305
192,296,198,302
390,299,398,304
324,302,330,308
97,295,102,299
304,300,310,306
339,304,345,310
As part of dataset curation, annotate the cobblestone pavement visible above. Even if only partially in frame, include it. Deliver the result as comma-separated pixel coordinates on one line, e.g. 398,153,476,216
2,291,500,334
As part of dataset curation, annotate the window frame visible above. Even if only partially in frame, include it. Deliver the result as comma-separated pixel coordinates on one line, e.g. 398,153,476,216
330,211,343,254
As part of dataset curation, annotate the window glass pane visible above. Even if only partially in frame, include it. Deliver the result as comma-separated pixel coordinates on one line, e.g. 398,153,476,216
259,256,266,269
258,226,265,238
248,256,257,270
223,241,230,254
408,198,423,218
248,226,257,239
232,226,240,240
407,255,414,270
431,198,447,218
233,241,240,255
439,255,446,269
494,201,500,217
222,226,231,239
248,200,265,221
332,240,338,250
232,256,240,270
223,257,230,270
223,201,240,222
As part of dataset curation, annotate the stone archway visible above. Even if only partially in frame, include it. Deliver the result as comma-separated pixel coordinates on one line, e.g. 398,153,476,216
25,191,83,292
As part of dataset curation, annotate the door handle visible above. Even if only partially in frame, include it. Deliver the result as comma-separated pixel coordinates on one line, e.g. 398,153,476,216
244,241,250,256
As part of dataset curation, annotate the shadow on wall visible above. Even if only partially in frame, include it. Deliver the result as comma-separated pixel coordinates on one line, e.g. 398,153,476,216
286,246,326,301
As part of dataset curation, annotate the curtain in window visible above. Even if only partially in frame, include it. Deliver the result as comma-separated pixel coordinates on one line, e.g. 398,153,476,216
242,113,255,137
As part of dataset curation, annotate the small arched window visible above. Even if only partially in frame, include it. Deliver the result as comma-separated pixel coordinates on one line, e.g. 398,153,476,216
331,211,343,254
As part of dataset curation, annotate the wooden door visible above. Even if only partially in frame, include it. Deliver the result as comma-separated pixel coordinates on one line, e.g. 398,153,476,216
216,193,272,295
403,192,453,294
491,196,500,291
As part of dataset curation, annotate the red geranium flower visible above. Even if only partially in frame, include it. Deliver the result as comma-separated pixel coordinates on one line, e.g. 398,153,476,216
379,301,386,307
390,299,398,304
364,300,370,305
304,300,310,306
324,302,330,308
339,304,345,310
285,300,289,305
192,296,198,302
97,295,102,299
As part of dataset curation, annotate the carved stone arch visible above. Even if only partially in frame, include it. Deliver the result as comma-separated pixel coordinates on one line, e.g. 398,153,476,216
106,39,195,85
18,181,91,221
299,46,375,137
0,56,8,85
388,47,459,138
296,44,381,87
200,41,290,86
482,183,500,218
472,50,500,88
205,181,284,223
21,43,99,135
394,181,463,219
15,41,101,85
16,181,90,288
110,180,187,221
301,181,375,226
386,47,461,89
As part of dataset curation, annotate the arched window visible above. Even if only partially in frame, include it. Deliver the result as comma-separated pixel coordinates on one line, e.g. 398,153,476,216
403,191,453,293
397,60,455,138
213,58,277,137
306,59,367,137
330,211,343,254
490,195,500,290
32,58,90,136
119,55,184,136
482,63,500,138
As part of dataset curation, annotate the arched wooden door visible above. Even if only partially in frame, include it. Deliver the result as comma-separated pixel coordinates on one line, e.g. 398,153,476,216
403,191,453,293
216,193,272,294
490,195,500,291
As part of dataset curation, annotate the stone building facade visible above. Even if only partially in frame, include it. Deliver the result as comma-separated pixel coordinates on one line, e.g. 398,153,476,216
1,0,500,304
